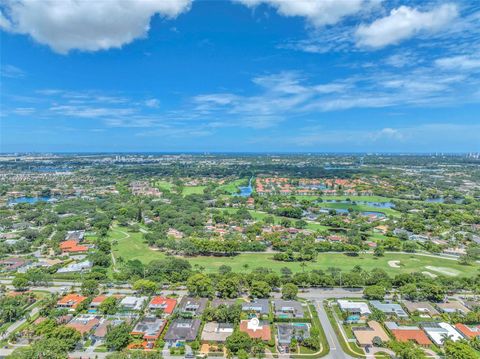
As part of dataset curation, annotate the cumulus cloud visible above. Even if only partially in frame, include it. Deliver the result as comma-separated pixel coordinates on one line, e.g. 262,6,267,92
356,3,458,48
235,0,369,27
0,0,192,53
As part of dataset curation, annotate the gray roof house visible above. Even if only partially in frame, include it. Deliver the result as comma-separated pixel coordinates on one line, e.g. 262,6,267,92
370,300,408,318
201,322,234,342
273,299,305,319
164,319,201,343
177,297,208,316
277,323,310,347
210,299,237,309
242,299,270,315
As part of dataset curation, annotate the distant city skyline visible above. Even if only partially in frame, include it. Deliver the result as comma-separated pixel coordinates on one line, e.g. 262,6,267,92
1,0,479,152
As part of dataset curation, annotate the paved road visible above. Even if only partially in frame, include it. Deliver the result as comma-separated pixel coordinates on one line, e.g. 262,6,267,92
312,300,356,359
1,306,39,340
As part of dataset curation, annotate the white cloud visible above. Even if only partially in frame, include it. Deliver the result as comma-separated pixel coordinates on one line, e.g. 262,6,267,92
0,0,192,53
356,4,458,48
145,98,160,108
435,54,480,71
1,64,25,78
236,0,369,27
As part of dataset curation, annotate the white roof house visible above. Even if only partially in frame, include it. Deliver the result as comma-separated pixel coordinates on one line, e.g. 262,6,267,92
57,260,92,273
337,300,371,316
423,322,463,345
120,296,148,311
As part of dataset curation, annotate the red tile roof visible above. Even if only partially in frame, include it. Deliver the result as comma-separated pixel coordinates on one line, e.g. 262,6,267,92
148,296,177,314
239,320,271,341
60,240,88,253
57,293,87,308
455,324,480,339
391,329,432,345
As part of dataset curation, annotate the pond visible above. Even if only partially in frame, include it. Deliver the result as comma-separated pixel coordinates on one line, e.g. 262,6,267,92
321,199,395,208
361,211,386,219
236,177,253,197
8,196,57,205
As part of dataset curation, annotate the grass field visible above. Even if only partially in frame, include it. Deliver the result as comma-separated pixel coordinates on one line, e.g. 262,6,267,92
217,207,330,231
294,195,395,203
109,227,479,277
216,178,247,194
155,180,175,191
182,186,207,195
318,202,400,218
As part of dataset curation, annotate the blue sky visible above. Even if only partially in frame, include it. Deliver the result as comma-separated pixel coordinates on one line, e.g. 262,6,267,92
1,0,479,153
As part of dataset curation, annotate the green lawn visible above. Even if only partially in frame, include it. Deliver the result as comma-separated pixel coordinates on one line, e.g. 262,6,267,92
109,227,479,276
182,186,207,195
216,178,248,194
294,195,395,202
318,202,400,218
217,207,330,231
155,180,175,191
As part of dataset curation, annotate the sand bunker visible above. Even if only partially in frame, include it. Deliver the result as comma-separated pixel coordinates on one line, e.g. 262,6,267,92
424,266,460,277
422,271,438,278
388,260,401,268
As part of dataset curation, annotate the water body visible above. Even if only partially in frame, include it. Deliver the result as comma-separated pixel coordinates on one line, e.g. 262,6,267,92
320,199,395,208
361,211,386,218
237,177,253,197
8,196,56,205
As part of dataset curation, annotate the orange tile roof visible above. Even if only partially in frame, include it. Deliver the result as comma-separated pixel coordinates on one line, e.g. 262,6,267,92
455,324,480,339
57,293,87,308
239,320,271,341
60,240,88,253
391,329,432,345
149,297,177,314
67,317,100,334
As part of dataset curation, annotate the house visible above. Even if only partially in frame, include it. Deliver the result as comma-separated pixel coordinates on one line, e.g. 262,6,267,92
239,320,271,341
337,300,371,316
164,319,202,345
385,322,432,346
93,319,124,341
277,323,310,349
437,301,470,315
66,315,101,335
0,257,30,272
59,240,89,254
131,317,166,341
210,298,237,309
57,260,92,273
89,294,123,312
57,293,87,311
463,301,480,311
148,296,177,314
422,322,463,345
273,299,305,319
455,324,480,339
352,321,390,347
65,230,85,242
402,301,439,317
369,300,408,318
177,297,208,316
120,296,147,311
242,299,270,316
201,322,234,342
